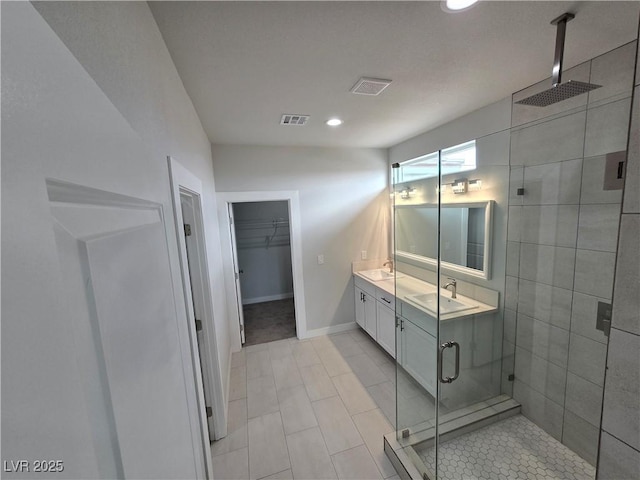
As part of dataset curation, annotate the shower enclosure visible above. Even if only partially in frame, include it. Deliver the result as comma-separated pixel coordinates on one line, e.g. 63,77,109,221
386,39,638,479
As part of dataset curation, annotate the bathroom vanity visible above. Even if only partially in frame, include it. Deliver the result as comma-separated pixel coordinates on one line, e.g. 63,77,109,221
353,268,499,404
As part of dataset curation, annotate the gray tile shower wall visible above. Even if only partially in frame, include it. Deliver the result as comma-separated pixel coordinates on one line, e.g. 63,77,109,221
597,43,640,478
505,41,637,467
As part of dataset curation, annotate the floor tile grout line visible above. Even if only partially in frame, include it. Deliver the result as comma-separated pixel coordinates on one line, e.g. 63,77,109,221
350,412,394,480
279,410,299,480
255,468,291,480
227,333,404,479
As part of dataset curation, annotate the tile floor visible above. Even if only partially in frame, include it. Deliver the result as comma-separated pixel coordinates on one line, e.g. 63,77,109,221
213,328,402,480
417,414,595,480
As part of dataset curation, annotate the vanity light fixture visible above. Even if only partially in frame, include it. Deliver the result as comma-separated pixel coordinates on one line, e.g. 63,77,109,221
451,179,468,194
468,179,482,191
400,187,416,199
326,118,343,126
440,178,482,194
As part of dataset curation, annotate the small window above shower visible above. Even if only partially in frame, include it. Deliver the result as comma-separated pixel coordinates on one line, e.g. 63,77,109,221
396,140,477,183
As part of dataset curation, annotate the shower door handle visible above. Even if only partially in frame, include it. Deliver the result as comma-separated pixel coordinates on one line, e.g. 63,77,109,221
438,341,460,384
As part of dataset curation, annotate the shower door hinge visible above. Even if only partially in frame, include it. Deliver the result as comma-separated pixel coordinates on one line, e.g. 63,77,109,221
195,319,202,331
229,214,233,225
206,406,213,418
184,224,192,236
508,374,515,382
240,324,244,333
235,272,240,280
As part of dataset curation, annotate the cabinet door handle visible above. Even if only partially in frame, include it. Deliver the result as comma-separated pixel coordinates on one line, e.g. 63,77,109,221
438,341,460,384
381,297,391,304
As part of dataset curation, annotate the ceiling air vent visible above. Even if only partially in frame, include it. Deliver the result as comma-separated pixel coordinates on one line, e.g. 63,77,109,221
280,114,309,126
350,77,392,96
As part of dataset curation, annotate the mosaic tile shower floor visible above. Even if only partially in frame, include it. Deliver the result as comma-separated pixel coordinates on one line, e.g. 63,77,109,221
417,414,594,480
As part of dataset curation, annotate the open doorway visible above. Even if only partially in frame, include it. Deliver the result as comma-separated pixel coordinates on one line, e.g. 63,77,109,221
218,190,307,349
231,201,296,345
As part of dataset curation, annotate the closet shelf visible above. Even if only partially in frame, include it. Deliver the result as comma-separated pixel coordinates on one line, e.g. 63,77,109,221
235,217,291,249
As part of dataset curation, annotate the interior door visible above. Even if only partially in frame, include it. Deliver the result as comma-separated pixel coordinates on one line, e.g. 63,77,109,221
181,193,216,441
228,203,246,344
2,4,205,477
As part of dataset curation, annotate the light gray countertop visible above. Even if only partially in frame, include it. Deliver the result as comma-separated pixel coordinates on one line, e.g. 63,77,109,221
353,270,498,321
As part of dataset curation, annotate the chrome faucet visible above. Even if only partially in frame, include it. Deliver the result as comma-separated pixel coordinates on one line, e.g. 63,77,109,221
383,260,394,273
443,278,457,298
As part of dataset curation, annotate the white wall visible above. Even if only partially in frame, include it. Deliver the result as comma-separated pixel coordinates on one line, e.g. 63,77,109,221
389,98,512,165
31,2,232,421
233,201,293,304
212,145,389,338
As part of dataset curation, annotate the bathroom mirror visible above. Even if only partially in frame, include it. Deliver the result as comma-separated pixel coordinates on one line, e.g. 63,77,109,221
395,201,494,279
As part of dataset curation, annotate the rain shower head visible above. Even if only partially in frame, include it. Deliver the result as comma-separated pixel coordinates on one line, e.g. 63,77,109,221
516,13,601,107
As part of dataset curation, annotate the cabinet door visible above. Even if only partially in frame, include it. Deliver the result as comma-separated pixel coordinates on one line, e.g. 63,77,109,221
402,319,437,397
376,302,396,358
363,292,377,338
354,287,365,328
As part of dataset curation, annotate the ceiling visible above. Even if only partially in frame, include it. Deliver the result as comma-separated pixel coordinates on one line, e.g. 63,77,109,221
149,1,640,149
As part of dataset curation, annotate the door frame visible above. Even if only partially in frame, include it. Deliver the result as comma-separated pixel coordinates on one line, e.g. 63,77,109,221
168,157,225,466
180,192,216,440
217,191,307,350
227,204,246,344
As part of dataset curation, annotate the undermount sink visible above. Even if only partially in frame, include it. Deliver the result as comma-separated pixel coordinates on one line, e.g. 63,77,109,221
405,292,478,315
358,269,405,282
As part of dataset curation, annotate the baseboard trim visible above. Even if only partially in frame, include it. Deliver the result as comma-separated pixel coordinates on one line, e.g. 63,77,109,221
242,292,294,305
303,322,358,339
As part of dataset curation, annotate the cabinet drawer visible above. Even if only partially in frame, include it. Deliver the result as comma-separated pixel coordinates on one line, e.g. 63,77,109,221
354,275,376,296
400,300,437,337
376,287,395,308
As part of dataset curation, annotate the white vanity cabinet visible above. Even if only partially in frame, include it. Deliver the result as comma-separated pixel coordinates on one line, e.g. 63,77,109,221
354,277,377,338
376,302,395,357
354,286,365,328
354,276,396,357
397,300,437,397
355,270,500,408
376,292,396,357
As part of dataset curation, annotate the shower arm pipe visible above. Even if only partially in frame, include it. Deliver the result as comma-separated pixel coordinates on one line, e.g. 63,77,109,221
550,12,575,87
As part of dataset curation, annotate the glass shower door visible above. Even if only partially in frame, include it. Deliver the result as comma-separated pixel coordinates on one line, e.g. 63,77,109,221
392,157,442,480
392,145,506,479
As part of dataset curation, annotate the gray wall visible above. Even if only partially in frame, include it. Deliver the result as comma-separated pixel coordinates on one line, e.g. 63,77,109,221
212,144,389,334
504,41,637,466
597,39,640,480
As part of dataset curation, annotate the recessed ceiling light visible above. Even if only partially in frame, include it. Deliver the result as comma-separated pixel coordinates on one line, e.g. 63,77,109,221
326,118,343,126
441,0,478,13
